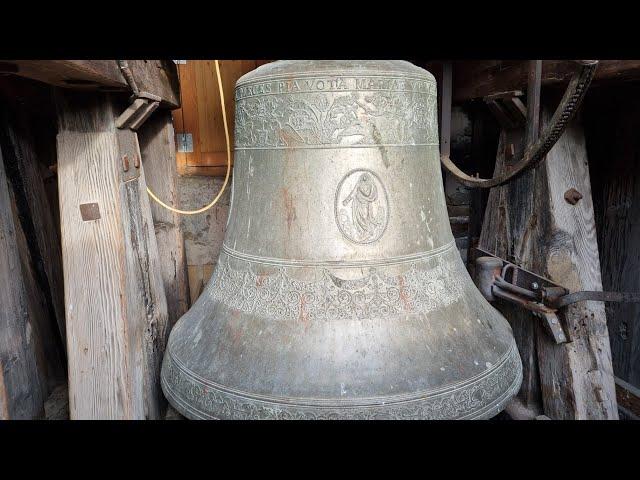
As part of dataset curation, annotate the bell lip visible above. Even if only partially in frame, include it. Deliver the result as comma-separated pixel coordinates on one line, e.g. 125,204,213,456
161,342,523,420
236,60,436,89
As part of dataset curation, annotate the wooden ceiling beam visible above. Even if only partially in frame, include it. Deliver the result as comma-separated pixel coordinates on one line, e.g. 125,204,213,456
424,60,640,103
2,60,180,109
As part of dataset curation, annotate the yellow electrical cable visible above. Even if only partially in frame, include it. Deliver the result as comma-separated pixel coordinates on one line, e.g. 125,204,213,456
146,59,231,215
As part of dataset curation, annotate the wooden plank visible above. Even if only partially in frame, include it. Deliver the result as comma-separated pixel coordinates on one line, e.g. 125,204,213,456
187,265,204,305
44,384,69,420
585,86,640,391
479,127,542,411
615,377,640,418
467,103,499,262
10,188,65,390
186,263,216,305
174,60,258,176
480,102,618,419
482,62,543,411
202,263,214,285
138,111,190,326
526,60,542,146
0,73,67,395
533,105,617,419
128,60,180,108
440,62,452,158
56,90,170,419
444,60,640,103
7,60,180,108
0,105,67,346
485,100,517,130
0,146,47,419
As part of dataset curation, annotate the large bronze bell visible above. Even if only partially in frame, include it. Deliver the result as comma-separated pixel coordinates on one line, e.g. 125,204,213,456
161,60,522,419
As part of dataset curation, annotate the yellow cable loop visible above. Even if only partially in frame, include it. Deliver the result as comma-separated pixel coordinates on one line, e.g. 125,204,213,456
146,60,231,215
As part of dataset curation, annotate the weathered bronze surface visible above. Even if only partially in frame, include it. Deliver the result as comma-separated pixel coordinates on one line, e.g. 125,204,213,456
161,60,522,419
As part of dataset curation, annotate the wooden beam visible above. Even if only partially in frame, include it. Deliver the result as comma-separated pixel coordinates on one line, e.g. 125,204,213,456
615,377,640,419
7,60,180,109
480,102,618,419
479,127,542,411
526,60,542,146
534,104,617,419
445,60,640,103
0,146,47,419
585,86,640,394
55,90,170,419
440,62,452,158
137,111,190,326
0,105,67,346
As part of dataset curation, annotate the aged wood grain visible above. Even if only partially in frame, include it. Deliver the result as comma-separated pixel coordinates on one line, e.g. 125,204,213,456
584,87,640,392
440,60,640,103
479,128,542,411
615,377,640,418
0,147,46,419
11,197,65,390
173,60,259,176
534,106,617,419
0,106,67,346
480,101,617,419
8,60,180,108
137,111,189,326
56,91,169,419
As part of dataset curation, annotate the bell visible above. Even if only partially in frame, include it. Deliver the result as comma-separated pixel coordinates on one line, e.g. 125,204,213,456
161,60,522,419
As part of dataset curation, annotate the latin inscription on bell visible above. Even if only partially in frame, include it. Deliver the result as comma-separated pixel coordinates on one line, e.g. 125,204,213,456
335,169,389,244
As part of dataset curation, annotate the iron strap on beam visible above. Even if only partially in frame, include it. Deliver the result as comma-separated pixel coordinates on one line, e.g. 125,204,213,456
548,290,640,309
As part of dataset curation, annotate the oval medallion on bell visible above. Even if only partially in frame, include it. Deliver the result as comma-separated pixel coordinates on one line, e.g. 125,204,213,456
161,60,522,419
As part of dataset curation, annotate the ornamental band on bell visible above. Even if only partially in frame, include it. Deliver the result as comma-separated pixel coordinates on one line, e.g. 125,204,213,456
234,75,438,149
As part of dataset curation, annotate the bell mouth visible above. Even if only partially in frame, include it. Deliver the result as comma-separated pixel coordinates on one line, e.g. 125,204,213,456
162,341,521,420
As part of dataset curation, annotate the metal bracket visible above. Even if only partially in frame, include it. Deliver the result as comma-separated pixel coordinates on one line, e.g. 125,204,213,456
176,133,193,153
473,248,640,344
117,126,142,183
474,253,569,344
120,152,141,183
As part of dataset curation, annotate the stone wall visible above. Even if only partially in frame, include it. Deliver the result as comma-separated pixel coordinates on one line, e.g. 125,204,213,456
177,176,230,304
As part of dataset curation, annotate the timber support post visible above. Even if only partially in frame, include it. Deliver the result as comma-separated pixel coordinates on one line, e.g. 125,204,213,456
479,97,618,419
137,111,190,326
55,90,170,419
0,147,48,419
